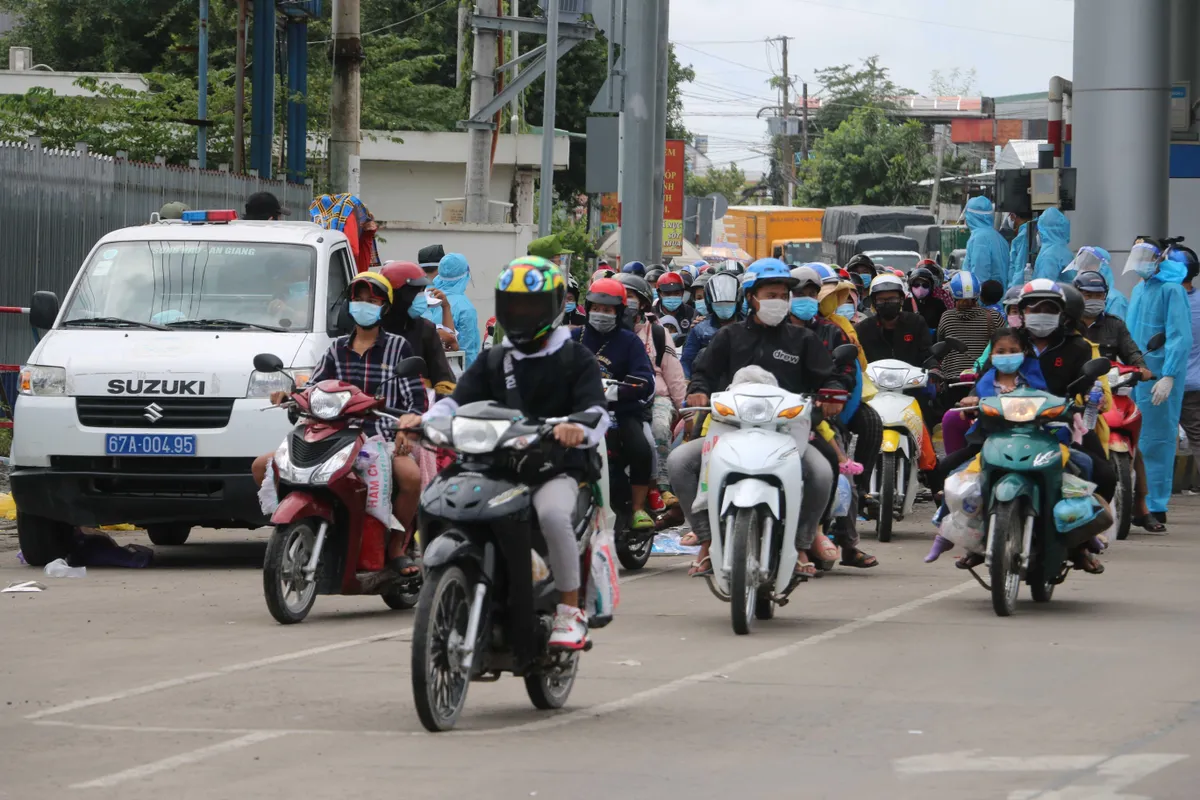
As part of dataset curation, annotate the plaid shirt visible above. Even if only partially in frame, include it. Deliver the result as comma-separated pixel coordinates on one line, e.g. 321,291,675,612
311,331,426,439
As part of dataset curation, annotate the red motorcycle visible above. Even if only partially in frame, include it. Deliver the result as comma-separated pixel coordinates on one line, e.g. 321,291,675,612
253,352,427,624
1105,365,1148,542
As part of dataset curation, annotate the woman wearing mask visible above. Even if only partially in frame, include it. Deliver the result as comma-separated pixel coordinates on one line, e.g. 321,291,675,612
422,253,481,367
563,276,587,327
936,273,1003,394
908,266,949,334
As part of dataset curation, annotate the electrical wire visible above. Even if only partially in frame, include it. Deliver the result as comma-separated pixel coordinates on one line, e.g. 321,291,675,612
310,0,455,44
673,42,775,75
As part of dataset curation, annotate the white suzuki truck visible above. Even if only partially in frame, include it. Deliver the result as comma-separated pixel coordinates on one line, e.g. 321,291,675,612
11,210,358,565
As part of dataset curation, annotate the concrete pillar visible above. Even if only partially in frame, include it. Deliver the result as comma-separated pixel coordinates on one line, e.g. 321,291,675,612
515,169,536,225
1072,0,1170,295
618,0,661,265
1170,0,1197,131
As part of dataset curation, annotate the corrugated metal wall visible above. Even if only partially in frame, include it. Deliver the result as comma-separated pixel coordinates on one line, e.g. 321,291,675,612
0,140,313,365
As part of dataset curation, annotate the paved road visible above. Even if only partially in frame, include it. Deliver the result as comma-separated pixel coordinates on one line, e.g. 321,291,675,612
2,502,1199,799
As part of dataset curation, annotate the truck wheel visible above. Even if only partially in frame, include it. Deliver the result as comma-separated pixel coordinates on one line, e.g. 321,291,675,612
146,524,191,546
16,512,75,567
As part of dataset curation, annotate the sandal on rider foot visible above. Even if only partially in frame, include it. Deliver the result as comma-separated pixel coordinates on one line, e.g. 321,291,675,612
388,555,421,578
794,559,818,579
688,556,713,578
955,552,984,570
1135,513,1167,533
1073,551,1105,574
840,548,879,568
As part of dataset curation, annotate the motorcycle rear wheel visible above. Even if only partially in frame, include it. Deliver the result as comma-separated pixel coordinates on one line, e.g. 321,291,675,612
412,565,472,732
525,652,580,710
988,500,1023,617
263,521,319,625
616,527,653,571
1111,451,1133,541
876,452,898,543
729,506,761,635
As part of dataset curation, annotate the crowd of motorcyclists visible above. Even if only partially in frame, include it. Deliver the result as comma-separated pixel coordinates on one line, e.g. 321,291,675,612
264,190,1198,654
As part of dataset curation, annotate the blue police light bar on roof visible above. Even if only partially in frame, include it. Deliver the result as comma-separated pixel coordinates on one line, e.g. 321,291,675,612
181,210,239,224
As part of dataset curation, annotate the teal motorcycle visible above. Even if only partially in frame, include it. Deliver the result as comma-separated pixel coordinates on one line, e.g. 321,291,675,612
973,357,1112,617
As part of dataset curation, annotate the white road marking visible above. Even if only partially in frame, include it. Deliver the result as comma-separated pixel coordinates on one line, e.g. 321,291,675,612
36,719,418,738
454,579,977,736
1008,753,1187,800
896,751,1108,775
27,628,413,720
69,731,289,790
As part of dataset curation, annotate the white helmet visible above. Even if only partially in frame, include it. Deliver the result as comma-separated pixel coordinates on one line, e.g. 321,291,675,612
868,273,906,297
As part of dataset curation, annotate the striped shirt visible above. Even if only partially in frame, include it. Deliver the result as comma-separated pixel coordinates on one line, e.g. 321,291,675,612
311,330,426,439
936,307,1004,378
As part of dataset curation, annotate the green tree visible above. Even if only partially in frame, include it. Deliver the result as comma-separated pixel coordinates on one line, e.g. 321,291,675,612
686,162,746,205
667,46,697,142
797,107,930,207
811,55,910,136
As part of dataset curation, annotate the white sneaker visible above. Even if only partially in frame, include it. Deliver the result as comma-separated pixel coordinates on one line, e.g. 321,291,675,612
549,604,588,651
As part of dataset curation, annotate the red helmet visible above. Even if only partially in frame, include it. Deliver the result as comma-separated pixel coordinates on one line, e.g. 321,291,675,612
657,271,685,290
378,261,428,291
586,277,628,308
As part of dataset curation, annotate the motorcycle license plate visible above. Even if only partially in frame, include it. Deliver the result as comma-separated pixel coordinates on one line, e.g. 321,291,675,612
105,433,197,456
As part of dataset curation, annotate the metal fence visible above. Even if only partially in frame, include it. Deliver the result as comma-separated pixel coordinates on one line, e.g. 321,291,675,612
0,138,314,365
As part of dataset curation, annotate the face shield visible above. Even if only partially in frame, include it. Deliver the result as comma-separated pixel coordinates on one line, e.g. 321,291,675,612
1123,242,1162,278
1066,247,1105,276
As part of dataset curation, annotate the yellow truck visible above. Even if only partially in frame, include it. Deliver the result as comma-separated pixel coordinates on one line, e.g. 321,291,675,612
720,206,825,263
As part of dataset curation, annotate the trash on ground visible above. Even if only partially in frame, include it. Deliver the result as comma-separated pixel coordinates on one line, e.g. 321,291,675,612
71,530,153,568
615,659,642,667
651,531,701,556
0,492,15,521
44,559,87,578
3,580,46,593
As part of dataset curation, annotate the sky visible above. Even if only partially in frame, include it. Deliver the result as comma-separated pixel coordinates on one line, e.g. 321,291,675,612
670,0,1075,173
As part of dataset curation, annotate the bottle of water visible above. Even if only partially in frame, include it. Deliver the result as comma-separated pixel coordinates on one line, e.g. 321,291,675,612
1083,382,1103,429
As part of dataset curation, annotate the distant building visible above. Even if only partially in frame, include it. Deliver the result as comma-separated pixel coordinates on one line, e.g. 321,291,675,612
0,47,148,97
685,138,712,176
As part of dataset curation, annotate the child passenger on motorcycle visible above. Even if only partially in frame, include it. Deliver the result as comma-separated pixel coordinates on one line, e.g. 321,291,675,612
252,272,428,577
400,258,610,650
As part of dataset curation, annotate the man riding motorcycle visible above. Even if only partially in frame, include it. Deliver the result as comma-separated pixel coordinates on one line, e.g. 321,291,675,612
667,258,840,579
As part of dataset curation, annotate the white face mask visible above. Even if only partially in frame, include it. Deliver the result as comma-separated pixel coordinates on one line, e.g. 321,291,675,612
755,298,790,327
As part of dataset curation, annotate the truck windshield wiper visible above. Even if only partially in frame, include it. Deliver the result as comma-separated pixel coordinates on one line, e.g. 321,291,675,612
164,318,288,332
62,316,168,331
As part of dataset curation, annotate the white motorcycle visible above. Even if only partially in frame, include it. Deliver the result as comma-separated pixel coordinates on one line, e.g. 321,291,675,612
697,346,858,635
865,339,962,542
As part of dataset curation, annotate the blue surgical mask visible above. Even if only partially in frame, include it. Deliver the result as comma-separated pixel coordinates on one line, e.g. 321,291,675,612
712,301,736,320
564,301,577,315
651,289,659,302
287,281,308,300
694,299,707,316
741,299,751,315
349,301,383,328
661,295,683,311
1134,261,1157,279
992,353,1025,375
407,292,428,319
790,296,819,321
835,303,856,318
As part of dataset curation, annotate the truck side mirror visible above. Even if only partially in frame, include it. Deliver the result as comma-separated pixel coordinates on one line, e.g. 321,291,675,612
30,291,59,329
327,298,353,336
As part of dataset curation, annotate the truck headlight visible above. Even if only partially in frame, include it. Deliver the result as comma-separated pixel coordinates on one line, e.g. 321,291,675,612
246,368,312,398
18,365,66,396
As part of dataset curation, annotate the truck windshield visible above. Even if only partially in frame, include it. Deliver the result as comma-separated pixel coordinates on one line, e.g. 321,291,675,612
866,252,921,274
62,241,318,331
780,242,823,264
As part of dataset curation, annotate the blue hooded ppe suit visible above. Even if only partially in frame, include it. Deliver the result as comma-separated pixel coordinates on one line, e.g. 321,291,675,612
423,253,481,367
1008,222,1030,288
1060,246,1129,319
962,196,1011,289
1127,258,1194,513
1032,208,1074,281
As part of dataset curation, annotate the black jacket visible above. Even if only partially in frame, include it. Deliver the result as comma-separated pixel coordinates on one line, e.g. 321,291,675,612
1028,329,1097,398
381,312,455,391
1081,314,1146,369
802,318,857,393
688,317,840,397
654,300,697,336
855,312,933,367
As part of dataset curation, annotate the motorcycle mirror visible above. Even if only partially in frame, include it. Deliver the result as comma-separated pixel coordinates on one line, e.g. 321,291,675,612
929,341,949,360
943,336,967,353
253,353,285,373
1082,357,1113,380
1146,332,1167,353
832,343,859,367
394,356,428,379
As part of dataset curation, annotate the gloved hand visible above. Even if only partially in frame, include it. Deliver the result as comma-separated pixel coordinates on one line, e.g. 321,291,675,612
1152,376,1174,406
604,383,620,403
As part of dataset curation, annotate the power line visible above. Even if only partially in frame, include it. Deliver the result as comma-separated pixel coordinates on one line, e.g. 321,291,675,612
310,0,455,44
672,42,775,75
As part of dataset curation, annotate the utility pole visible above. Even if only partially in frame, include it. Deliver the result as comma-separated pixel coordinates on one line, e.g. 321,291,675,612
510,0,520,135
466,0,500,223
619,0,662,263
929,124,946,215
537,0,560,236
233,0,247,173
650,0,670,266
801,81,809,164
198,0,209,169
777,36,793,207
330,0,363,194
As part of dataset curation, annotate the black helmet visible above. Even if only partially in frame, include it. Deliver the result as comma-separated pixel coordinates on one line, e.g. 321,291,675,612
679,270,695,291
908,267,935,287
644,266,666,285
1056,281,1085,326
1072,271,1109,294
616,273,654,309
691,272,712,295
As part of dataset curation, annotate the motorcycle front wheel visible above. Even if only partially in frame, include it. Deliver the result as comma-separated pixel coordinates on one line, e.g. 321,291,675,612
412,565,472,732
988,500,1024,617
729,506,762,635
1111,450,1133,541
876,452,899,542
262,521,319,624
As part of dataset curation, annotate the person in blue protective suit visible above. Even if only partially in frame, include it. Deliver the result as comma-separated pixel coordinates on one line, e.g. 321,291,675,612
1007,213,1032,288
1125,241,1196,522
1032,207,1074,281
422,252,481,367
1061,246,1129,319
962,195,1011,289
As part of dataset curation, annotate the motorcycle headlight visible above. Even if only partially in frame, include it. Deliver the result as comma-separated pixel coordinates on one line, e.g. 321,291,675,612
423,422,451,447
311,442,356,484
247,368,312,398
873,368,908,390
734,394,779,424
451,418,511,454
999,396,1045,423
310,387,352,420
19,364,66,396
